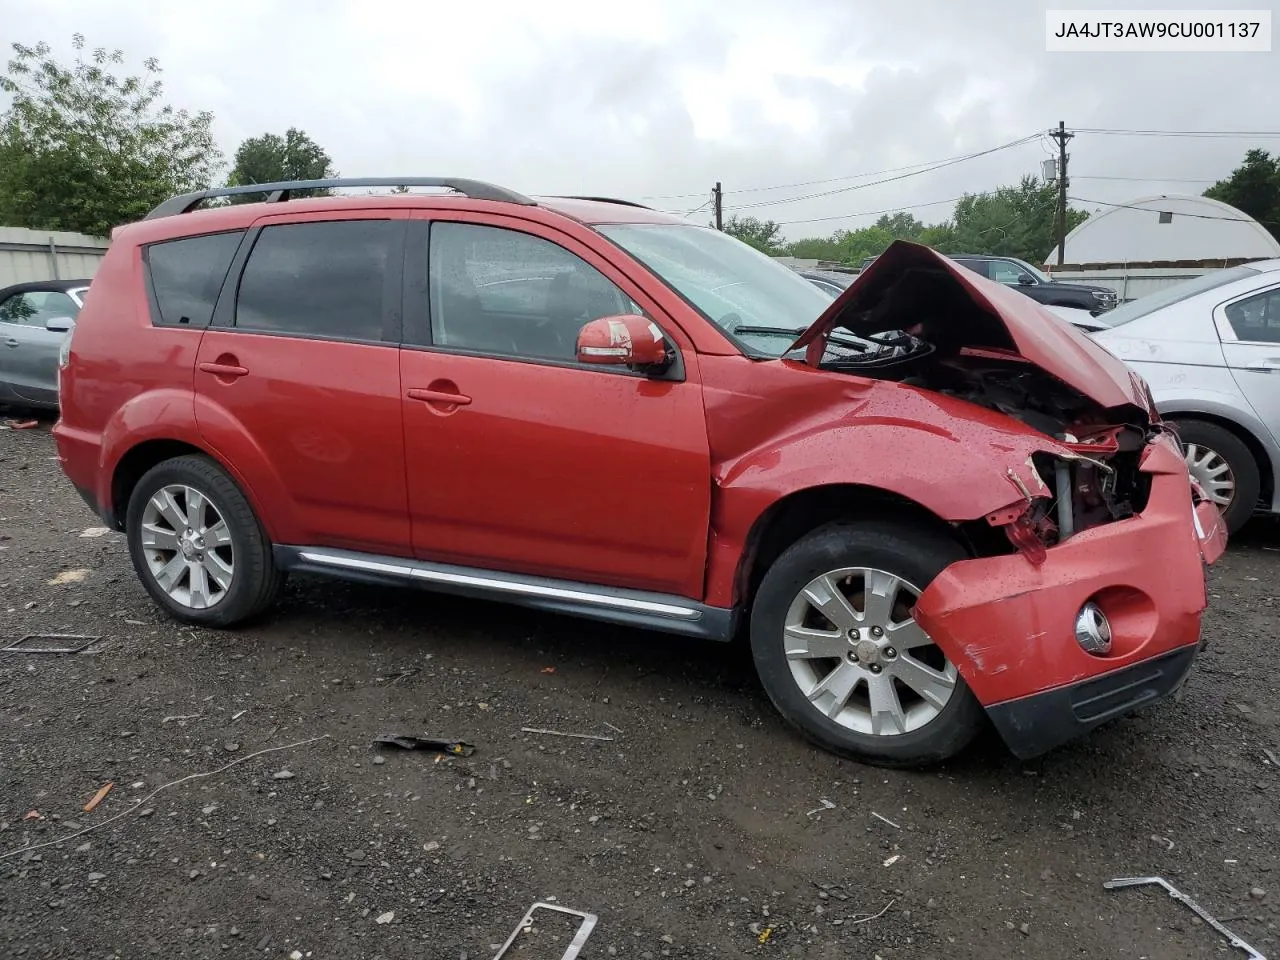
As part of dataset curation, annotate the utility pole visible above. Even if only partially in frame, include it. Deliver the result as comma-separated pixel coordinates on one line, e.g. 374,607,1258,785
713,181,723,230
1049,121,1073,266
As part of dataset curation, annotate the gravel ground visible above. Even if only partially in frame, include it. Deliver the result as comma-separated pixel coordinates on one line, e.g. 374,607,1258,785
1,415,1278,960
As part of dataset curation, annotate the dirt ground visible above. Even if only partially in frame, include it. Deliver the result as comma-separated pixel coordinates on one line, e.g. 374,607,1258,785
1,415,1277,960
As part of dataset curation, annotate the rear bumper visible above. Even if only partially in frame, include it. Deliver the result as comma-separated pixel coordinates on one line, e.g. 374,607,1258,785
914,432,1221,757
985,644,1198,759
52,421,113,525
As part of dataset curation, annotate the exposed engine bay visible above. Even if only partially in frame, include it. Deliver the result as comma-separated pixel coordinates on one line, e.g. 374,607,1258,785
802,260,1160,552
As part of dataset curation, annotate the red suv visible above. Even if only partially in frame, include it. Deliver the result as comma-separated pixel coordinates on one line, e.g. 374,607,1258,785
54,177,1226,766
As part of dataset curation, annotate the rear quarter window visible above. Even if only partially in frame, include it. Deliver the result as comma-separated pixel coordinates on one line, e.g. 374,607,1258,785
144,231,245,327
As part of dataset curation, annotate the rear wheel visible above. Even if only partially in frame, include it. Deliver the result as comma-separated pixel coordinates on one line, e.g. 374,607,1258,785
1173,418,1259,536
750,521,984,767
125,455,282,626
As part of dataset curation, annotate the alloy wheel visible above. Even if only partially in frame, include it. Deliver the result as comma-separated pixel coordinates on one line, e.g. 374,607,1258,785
783,567,958,736
139,484,234,609
1183,442,1235,508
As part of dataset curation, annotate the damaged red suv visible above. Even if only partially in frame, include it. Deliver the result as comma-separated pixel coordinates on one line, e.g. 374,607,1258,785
54,177,1226,766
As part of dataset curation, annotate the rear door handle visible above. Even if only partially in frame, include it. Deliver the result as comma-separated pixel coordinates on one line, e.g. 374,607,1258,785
198,361,249,377
4,338,17,348
407,388,472,406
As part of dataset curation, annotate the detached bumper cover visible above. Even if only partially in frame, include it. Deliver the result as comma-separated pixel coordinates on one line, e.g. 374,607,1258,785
914,433,1222,757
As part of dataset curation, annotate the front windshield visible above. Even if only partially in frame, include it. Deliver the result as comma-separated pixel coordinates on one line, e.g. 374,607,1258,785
1095,265,1260,328
596,223,834,356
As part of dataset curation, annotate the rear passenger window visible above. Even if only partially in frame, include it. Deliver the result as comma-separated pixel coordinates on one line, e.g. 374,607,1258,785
235,220,397,341
146,231,243,327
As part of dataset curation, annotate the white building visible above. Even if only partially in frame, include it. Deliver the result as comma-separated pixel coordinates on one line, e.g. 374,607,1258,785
1043,194,1280,300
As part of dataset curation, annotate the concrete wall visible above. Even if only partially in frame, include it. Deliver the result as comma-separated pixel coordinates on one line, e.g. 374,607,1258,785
0,227,110,287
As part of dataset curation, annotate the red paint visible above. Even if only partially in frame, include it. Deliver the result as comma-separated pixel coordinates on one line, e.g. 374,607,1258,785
54,193,1218,715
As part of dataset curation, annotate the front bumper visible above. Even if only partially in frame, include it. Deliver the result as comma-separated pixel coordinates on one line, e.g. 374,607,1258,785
914,433,1223,757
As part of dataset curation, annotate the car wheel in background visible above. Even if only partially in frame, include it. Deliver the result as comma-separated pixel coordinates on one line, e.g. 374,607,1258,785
1173,419,1259,536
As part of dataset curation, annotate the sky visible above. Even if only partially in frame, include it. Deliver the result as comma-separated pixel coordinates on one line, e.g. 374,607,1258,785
1,0,1278,241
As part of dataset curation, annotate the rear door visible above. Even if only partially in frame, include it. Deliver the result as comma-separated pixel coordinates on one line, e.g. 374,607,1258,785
0,289,80,405
193,211,413,555
1216,280,1280,440
398,213,712,597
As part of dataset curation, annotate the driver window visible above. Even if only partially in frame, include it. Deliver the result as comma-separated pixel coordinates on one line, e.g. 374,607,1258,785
428,222,642,362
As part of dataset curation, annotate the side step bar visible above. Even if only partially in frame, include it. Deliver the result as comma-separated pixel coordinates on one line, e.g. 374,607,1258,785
273,546,737,641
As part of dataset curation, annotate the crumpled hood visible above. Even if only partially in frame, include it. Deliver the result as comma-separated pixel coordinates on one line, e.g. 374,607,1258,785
789,240,1148,413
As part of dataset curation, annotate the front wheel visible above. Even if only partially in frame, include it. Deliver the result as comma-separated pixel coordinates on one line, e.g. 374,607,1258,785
125,454,282,627
749,521,985,767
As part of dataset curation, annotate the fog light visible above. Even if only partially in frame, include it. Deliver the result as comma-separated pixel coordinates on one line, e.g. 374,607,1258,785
1074,602,1112,655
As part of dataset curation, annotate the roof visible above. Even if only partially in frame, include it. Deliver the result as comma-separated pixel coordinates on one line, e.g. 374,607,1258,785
1047,194,1280,265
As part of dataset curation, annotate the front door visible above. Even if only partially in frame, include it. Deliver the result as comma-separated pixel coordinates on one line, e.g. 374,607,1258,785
193,212,412,555
399,215,712,598
1217,280,1280,443
0,288,80,405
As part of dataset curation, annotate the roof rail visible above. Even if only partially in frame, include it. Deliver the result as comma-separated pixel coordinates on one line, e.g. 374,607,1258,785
551,195,653,210
144,177,535,220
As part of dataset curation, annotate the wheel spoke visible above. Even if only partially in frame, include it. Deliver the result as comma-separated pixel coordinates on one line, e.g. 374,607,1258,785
1204,460,1231,480
152,489,186,531
184,487,207,530
205,520,232,547
188,561,212,609
802,574,860,632
202,552,233,592
153,553,187,594
890,655,956,709
141,522,180,552
861,569,900,627
885,618,932,650
808,662,861,718
867,674,907,735
784,625,849,661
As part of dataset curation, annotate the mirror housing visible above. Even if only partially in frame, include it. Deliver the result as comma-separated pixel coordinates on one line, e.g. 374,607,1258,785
576,314,670,371
45,316,74,333
1016,273,1036,286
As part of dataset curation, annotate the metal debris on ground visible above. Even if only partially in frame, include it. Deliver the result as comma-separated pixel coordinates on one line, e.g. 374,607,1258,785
10,419,38,430
491,901,598,960
79,526,111,538
520,727,613,742
883,854,901,867
1264,748,1279,768
374,734,476,757
805,798,836,817
1103,876,1266,960
376,667,420,684
83,783,113,813
870,811,901,829
1,634,104,654
850,899,896,925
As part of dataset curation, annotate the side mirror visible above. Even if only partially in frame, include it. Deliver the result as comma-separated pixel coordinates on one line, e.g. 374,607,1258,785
45,316,74,333
1016,273,1035,286
576,314,670,371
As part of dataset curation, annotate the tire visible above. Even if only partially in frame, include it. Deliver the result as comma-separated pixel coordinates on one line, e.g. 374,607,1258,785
749,521,985,767
125,454,282,627
1173,418,1259,536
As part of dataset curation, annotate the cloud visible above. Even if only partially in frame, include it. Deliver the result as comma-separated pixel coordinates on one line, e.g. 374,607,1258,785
1,0,1276,239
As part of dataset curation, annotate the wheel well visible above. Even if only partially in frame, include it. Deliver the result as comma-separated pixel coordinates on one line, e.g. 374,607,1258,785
734,484,978,612
110,439,206,528
1165,412,1273,507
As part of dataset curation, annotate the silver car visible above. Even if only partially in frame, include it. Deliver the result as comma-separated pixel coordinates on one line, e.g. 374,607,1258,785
0,280,90,409
1091,259,1280,534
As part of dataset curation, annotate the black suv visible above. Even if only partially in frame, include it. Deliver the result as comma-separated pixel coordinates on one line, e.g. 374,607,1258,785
860,253,1118,315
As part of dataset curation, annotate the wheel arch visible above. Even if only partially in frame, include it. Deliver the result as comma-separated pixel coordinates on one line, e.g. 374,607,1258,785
109,439,217,529
730,483,996,617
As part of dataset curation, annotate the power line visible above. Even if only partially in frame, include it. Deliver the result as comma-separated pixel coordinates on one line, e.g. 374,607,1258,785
1075,127,1280,138
1068,196,1256,222
774,195,968,227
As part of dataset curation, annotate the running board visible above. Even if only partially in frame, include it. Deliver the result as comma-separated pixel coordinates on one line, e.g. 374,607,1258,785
273,546,737,641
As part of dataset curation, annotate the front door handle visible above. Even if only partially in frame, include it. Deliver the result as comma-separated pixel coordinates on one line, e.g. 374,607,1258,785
198,361,249,378
4,338,17,348
1243,359,1280,373
407,387,472,406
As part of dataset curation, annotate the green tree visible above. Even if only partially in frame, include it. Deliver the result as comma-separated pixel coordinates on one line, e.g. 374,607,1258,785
722,214,784,254
0,35,221,236
1205,149,1280,240
226,127,337,202
949,176,1086,262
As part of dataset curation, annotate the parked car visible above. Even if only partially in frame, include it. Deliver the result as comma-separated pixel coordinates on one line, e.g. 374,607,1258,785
861,254,1118,315
0,279,91,409
53,182,1224,767
796,269,856,298
1090,259,1280,535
